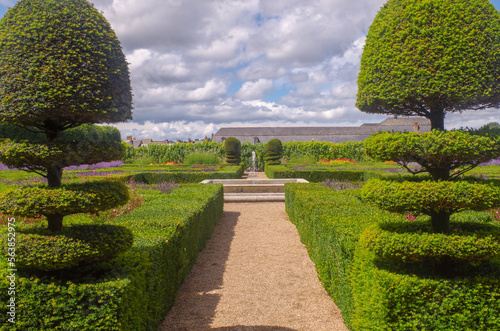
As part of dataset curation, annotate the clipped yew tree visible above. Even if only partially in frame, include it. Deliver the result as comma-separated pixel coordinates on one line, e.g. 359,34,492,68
224,137,241,165
264,138,283,165
0,0,132,243
361,130,500,275
356,0,500,130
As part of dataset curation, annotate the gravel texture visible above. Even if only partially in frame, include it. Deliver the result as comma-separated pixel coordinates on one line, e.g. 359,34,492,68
159,173,348,330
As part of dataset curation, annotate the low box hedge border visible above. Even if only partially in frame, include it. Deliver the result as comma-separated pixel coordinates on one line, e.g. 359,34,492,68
285,183,500,330
268,165,380,182
0,183,224,330
114,165,244,184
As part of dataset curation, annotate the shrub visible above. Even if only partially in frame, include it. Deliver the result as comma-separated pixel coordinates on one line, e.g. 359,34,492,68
224,137,241,165
362,178,500,233
264,138,283,165
360,222,500,264
4,224,134,272
364,130,500,181
183,151,220,166
0,181,130,217
0,0,132,232
0,183,224,330
285,183,500,330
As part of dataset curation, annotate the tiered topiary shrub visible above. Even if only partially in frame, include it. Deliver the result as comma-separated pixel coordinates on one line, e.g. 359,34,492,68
224,137,241,165
264,138,283,166
361,130,500,276
0,0,133,276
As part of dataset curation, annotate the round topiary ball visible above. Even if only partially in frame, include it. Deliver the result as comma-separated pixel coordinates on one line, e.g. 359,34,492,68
5,224,134,271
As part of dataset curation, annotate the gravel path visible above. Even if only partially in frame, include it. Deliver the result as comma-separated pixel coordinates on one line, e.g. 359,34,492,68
159,198,348,330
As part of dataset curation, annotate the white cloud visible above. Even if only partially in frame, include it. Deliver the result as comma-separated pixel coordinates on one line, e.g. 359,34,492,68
81,1,500,139
235,79,273,100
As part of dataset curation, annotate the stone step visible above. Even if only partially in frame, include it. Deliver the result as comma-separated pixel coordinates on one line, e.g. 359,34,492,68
201,178,309,203
224,192,285,202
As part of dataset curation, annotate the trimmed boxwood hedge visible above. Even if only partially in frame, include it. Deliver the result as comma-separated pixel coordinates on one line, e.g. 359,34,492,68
111,165,244,184
0,183,224,330
267,164,380,182
285,183,500,330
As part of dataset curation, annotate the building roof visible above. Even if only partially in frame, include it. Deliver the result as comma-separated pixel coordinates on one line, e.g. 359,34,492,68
380,117,431,126
214,117,431,138
215,126,377,137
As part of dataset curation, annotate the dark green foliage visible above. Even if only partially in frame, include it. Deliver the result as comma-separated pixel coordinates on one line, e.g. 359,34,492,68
285,183,395,328
357,0,500,130
266,164,380,182
361,222,500,264
264,138,283,166
224,137,241,165
115,165,244,184
6,225,133,271
0,0,132,131
0,184,223,330
0,123,122,143
285,183,500,330
362,178,500,216
0,274,130,330
0,140,125,171
183,151,220,165
464,122,500,139
351,247,500,330
0,180,130,217
282,141,366,162
364,130,500,181
0,0,132,231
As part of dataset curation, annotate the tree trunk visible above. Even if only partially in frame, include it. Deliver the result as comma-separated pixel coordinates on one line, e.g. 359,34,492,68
46,165,63,188
46,214,64,232
429,167,450,181
428,108,445,131
431,211,450,234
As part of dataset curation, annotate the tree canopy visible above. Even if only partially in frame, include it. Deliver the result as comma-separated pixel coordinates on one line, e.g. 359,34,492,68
356,0,500,130
0,0,132,138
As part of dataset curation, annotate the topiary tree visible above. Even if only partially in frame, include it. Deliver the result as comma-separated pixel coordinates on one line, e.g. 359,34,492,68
364,130,500,181
0,0,132,233
356,0,500,130
361,130,500,276
224,137,241,165
264,138,283,165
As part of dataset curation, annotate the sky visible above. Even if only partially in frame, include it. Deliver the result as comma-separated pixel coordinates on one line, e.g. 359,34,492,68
1,0,500,141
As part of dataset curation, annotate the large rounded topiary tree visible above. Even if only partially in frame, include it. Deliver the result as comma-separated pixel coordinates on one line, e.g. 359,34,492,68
0,0,132,232
356,0,500,130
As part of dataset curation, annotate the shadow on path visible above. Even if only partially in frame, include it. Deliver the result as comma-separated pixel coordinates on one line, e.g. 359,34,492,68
159,211,240,330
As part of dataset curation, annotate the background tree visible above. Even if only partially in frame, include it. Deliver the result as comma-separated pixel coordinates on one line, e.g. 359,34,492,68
0,0,132,232
356,0,500,130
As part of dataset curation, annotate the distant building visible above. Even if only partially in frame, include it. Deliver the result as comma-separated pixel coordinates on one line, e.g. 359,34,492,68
124,137,171,148
213,117,431,144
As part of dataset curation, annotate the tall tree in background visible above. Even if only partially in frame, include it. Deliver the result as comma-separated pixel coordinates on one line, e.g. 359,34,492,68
356,0,500,130
0,0,133,231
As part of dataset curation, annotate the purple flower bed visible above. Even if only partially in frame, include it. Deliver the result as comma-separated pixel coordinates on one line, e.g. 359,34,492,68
321,178,363,191
64,160,124,170
480,158,500,166
68,170,125,177
0,164,17,171
1,161,124,171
